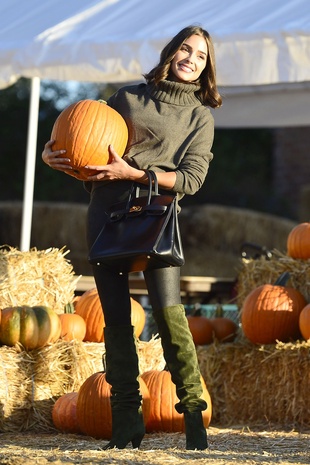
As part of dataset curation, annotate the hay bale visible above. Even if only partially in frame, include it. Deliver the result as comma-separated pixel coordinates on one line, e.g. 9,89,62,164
198,339,310,428
0,337,165,433
0,246,78,314
236,250,310,308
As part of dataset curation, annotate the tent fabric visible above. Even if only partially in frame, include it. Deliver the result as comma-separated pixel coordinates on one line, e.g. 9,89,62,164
1,0,310,88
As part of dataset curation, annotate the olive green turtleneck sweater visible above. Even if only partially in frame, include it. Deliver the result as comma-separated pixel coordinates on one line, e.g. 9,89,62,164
94,79,214,200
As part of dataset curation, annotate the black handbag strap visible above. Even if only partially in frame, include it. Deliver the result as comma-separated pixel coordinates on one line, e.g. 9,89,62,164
127,170,158,208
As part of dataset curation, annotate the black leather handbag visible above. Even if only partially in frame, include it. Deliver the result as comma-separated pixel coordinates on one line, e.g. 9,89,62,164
88,170,185,273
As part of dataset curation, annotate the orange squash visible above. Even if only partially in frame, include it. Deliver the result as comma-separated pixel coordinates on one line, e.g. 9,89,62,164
210,317,238,342
141,369,212,433
299,303,310,341
74,288,145,342
51,99,128,181
58,304,87,342
287,222,310,259
52,392,80,434
187,308,213,345
76,372,150,439
0,305,61,350
241,272,307,344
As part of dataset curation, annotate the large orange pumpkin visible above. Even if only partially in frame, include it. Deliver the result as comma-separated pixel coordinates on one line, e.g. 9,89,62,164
74,288,145,342
76,372,150,439
52,392,80,434
0,305,61,350
241,272,307,344
287,222,310,259
141,369,212,433
299,303,310,341
51,99,128,181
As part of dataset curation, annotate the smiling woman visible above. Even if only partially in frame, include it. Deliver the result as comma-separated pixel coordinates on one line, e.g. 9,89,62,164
169,35,208,83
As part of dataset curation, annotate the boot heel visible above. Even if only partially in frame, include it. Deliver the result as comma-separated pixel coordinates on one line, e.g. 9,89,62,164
131,433,144,449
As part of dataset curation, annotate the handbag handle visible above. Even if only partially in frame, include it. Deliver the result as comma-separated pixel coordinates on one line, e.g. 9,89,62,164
127,170,158,208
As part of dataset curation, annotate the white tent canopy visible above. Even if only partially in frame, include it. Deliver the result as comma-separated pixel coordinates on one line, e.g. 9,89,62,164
0,0,309,250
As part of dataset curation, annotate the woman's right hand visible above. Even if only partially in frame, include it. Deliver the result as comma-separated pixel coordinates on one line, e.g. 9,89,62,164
42,140,72,173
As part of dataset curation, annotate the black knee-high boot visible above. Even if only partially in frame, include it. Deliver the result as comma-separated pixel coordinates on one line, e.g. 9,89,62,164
103,325,145,449
153,304,208,450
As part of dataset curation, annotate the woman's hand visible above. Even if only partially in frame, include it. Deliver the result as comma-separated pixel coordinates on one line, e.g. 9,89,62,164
42,140,72,172
84,145,144,182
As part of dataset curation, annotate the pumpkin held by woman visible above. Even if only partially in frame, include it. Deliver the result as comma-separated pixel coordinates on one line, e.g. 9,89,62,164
51,99,128,180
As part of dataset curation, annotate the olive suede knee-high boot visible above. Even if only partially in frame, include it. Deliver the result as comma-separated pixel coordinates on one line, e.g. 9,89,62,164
102,325,145,449
152,304,208,450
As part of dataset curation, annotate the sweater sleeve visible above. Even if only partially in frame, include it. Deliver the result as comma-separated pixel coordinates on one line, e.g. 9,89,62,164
173,111,214,195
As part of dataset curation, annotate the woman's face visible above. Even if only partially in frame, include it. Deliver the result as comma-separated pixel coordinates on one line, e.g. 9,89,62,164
170,34,208,83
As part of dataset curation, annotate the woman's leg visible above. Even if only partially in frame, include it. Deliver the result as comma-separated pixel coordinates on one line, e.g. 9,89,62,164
144,266,208,450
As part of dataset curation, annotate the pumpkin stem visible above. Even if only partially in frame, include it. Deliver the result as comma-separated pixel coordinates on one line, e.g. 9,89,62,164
64,302,75,314
274,271,290,287
215,304,223,317
98,99,107,105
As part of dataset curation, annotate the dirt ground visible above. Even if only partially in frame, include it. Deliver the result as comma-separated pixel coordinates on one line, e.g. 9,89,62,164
0,427,309,465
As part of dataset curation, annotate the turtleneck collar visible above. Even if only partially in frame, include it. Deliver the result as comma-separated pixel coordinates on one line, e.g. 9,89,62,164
146,79,201,106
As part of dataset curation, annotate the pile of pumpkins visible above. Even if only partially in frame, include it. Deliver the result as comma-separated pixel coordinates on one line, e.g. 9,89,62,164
0,290,146,349
52,368,212,438
241,222,310,345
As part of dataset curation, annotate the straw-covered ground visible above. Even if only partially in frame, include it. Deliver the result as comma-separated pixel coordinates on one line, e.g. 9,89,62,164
0,427,309,465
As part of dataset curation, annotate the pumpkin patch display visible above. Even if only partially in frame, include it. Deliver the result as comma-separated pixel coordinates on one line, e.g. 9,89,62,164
287,222,310,259
76,372,150,439
241,272,307,344
51,99,128,181
141,369,212,433
52,392,80,434
74,288,145,342
299,303,310,341
0,305,61,350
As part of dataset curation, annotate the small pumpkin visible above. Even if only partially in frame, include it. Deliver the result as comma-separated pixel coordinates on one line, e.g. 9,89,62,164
241,272,307,344
210,317,238,342
51,99,128,181
0,305,61,350
76,372,150,439
74,288,145,342
299,303,310,341
52,392,80,434
141,369,212,433
58,303,87,342
187,307,213,345
287,222,310,259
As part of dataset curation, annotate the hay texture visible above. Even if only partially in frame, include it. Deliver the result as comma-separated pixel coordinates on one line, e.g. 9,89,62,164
0,246,78,314
236,250,310,308
0,337,165,433
197,338,310,428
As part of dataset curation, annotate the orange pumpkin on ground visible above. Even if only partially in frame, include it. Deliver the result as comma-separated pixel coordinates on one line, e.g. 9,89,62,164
141,369,212,433
187,309,213,345
52,392,80,434
76,372,150,439
51,99,128,181
58,303,87,342
210,317,238,342
74,288,145,342
287,222,310,259
299,303,310,341
241,272,307,344
0,305,61,350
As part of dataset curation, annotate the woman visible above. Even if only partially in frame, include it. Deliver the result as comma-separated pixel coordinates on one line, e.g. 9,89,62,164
42,25,222,450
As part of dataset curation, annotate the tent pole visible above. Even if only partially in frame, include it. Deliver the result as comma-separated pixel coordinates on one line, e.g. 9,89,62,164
20,76,41,251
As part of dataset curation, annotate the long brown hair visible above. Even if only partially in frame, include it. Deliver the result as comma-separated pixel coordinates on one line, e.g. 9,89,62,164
144,25,222,108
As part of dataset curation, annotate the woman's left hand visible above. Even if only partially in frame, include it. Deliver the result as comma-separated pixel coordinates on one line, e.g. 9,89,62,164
84,145,139,181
